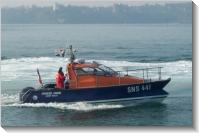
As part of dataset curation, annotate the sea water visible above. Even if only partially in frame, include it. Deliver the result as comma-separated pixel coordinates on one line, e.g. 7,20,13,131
1,24,192,126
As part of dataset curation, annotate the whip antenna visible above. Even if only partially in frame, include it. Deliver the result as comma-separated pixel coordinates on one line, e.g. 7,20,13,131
36,68,43,87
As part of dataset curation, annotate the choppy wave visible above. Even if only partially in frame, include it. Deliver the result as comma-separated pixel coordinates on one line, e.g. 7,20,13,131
1,57,192,81
1,94,19,105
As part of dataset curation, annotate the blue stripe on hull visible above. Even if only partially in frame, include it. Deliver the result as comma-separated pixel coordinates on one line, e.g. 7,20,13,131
21,78,170,103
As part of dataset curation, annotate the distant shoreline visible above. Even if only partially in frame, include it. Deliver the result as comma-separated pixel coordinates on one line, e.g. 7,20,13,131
2,2,192,24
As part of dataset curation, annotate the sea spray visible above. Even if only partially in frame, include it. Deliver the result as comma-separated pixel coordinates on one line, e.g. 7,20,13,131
1,57,192,81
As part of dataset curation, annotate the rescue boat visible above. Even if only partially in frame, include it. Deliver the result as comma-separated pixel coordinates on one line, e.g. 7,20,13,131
20,45,171,104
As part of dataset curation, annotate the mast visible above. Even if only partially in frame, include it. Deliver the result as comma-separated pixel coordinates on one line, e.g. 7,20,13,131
69,45,75,63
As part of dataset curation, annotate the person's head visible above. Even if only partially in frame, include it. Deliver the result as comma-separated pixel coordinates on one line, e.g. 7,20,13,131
58,67,63,74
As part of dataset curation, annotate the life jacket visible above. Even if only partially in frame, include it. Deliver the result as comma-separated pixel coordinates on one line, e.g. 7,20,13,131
55,73,65,89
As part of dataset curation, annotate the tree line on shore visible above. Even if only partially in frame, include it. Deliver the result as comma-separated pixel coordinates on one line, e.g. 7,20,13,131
2,2,192,24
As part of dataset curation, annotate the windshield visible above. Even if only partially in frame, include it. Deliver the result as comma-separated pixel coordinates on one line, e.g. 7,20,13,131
75,65,117,76
98,64,117,75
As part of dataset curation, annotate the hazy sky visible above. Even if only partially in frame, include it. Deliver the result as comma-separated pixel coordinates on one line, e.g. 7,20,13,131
1,0,190,7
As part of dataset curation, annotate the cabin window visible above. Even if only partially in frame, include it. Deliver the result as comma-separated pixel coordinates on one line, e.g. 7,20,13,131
75,68,87,75
75,65,117,76
75,67,105,75
82,67,95,74
93,68,105,75
75,67,95,75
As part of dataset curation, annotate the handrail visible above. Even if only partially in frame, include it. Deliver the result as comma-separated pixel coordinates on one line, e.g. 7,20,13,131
115,67,163,73
115,66,163,83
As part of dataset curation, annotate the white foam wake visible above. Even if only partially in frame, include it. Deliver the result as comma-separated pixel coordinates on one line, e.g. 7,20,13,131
13,102,122,111
2,99,123,112
1,57,192,81
1,93,123,111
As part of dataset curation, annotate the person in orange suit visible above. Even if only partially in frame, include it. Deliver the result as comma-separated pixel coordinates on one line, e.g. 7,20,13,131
55,67,65,89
